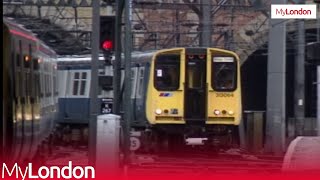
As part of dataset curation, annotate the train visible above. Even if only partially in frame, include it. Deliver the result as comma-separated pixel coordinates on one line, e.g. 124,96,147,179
2,17,58,162
127,47,242,151
55,55,113,145
55,47,242,151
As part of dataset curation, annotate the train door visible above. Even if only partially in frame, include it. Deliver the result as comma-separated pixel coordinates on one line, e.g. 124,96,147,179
184,55,207,122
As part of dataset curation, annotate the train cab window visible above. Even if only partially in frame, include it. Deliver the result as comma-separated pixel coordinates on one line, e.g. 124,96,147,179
212,57,237,91
154,54,180,91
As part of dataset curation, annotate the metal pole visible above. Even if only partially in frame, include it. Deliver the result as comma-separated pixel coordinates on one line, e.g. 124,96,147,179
265,0,286,155
317,66,320,136
230,7,234,51
200,0,211,47
89,0,100,166
113,0,124,114
317,4,320,42
123,0,133,166
175,8,180,46
294,15,305,136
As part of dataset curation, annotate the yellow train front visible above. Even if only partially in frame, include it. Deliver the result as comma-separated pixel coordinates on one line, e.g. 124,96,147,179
130,47,241,150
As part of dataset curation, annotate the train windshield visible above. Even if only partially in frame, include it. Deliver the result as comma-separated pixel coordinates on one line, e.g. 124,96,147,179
154,54,180,91
212,57,237,91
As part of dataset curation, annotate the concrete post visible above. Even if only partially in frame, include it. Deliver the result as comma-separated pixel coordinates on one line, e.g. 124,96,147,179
89,0,100,166
265,0,287,155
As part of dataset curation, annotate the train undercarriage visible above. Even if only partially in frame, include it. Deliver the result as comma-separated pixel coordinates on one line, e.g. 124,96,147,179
131,124,241,154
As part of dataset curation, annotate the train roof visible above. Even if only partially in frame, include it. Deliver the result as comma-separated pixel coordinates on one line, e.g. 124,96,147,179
3,17,57,56
57,54,106,62
57,51,156,62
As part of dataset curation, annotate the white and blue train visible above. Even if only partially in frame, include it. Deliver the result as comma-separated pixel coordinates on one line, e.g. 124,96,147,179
57,55,114,125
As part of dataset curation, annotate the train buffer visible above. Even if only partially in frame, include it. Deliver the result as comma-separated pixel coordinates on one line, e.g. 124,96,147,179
282,136,320,172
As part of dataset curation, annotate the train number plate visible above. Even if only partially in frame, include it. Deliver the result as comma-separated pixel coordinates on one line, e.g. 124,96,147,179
215,93,234,97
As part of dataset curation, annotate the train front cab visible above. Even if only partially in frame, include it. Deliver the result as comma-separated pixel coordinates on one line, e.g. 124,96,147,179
146,47,241,138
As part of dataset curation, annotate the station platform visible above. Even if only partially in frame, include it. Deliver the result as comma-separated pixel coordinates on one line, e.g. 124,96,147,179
282,136,320,172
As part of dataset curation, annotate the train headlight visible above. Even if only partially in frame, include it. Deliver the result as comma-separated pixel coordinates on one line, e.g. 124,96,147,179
155,109,162,115
214,110,220,115
228,111,234,115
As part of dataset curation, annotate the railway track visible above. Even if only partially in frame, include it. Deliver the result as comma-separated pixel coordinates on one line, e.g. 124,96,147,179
44,145,284,176
128,149,284,175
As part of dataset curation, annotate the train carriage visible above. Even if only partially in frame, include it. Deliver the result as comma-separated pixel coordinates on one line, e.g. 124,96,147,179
2,18,58,162
128,47,242,150
56,55,113,123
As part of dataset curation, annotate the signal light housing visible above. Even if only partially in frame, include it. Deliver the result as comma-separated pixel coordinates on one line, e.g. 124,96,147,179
100,16,115,52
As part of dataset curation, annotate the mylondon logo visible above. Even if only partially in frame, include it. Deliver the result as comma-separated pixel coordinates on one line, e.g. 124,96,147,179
271,4,317,19
2,162,95,180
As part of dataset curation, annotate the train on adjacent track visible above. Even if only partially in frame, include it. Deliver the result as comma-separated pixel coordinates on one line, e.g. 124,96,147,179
128,47,242,151
2,18,58,162
55,48,242,151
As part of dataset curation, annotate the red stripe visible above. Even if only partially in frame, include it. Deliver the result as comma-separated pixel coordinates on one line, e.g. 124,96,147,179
9,29,37,42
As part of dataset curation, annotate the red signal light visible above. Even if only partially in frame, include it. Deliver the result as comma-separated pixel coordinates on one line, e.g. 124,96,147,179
102,40,113,50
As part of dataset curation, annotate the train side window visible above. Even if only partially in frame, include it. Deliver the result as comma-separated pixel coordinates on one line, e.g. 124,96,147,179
212,56,237,91
35,74,40,97
73,72,80,95
53,76,58,95
26,73,31,96
154,54,180,91
47,74,51,97
137,67,145,98
72,72,87,96
40,73,44,98
15,71,21,96
33,58,39,70
24,44,32,68
16,54,21,67
45,74,48,96
80,72,87,95
131,68,138,98
16,40,22,67
48,74,51,96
